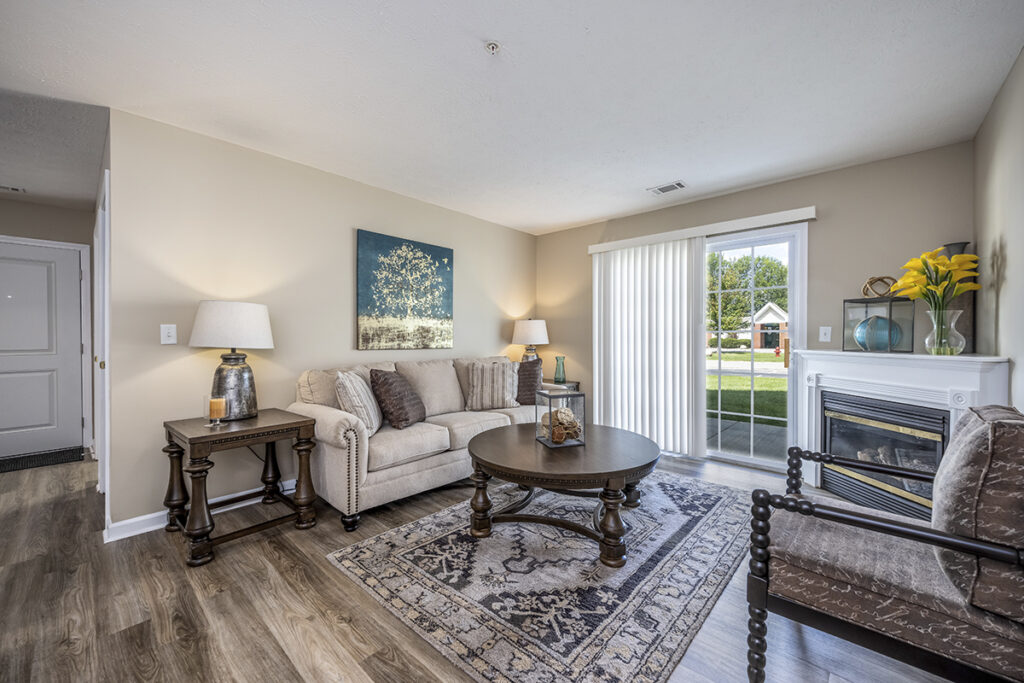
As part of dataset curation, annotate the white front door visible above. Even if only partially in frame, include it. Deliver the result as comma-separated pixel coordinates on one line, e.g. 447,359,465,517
0,240,83,457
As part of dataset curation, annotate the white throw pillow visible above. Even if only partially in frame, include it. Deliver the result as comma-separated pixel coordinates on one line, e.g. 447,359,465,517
465,360,520,410
335,370,383,436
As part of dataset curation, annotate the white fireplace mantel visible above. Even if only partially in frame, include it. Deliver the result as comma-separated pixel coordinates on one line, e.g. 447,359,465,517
793,350,1009,485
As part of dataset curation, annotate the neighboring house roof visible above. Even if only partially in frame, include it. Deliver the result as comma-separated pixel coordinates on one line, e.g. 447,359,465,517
751,301,788,325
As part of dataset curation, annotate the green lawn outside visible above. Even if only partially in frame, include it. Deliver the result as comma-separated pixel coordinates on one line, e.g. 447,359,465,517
711,351,784,363
707,374,787,424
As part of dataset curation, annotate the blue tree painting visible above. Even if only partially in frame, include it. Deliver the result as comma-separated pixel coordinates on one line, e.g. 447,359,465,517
357,229,453,349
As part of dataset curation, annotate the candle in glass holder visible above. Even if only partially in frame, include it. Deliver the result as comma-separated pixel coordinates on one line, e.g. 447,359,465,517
209,397,227,420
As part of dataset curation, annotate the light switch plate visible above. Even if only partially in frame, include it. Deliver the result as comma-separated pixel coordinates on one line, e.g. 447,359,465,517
818,326,832,343
160,324,177,345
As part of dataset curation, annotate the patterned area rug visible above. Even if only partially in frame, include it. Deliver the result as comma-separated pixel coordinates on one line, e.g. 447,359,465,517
328,471,749,682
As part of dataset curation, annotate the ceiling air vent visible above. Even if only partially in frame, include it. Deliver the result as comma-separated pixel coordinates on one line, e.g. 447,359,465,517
0,185,27,194
647,180,686,196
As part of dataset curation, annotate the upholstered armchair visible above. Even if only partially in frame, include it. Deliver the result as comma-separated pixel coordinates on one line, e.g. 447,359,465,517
746,405,1024,683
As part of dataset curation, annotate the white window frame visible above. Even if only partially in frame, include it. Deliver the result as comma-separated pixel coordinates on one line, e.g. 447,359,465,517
704,222,808,471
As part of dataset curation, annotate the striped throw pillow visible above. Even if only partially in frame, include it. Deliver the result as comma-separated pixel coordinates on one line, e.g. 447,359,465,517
466,360,520,410
335,371,383,435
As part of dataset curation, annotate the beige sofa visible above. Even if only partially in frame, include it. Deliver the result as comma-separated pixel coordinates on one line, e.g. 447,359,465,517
287,356,559,531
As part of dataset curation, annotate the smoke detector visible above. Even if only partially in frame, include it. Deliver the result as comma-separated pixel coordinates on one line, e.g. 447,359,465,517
647,180,686,196
0,184,27,194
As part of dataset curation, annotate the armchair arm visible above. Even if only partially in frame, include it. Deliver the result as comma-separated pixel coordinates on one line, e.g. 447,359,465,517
754,489,1024,567
784,446,934,495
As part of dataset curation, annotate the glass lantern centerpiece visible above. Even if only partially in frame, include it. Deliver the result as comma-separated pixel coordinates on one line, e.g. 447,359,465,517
842,296,914,353
536,390,585,448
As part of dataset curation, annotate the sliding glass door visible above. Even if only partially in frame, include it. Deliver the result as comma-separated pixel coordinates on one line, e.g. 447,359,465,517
705,226,804,465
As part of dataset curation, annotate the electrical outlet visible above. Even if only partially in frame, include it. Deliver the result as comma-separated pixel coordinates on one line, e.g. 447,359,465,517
818,326,832,343
160,324,177,345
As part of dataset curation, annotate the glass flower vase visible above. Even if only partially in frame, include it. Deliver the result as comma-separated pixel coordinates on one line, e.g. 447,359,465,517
553,356,566,384
925,309,965,356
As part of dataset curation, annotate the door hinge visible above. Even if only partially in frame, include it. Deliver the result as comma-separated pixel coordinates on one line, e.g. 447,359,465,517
81,343,85,354
82,417,86,427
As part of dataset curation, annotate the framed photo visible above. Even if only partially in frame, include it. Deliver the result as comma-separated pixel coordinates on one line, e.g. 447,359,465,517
356,229,453,349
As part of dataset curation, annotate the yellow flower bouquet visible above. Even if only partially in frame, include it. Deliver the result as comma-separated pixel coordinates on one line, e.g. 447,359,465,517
891,246,980,355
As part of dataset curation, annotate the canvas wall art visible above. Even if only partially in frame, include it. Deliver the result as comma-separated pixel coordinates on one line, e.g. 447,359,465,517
357,229,454,350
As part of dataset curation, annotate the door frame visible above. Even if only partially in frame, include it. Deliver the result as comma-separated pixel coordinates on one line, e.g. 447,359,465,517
0,234,92,454
703,221,807,471
93,170,110,499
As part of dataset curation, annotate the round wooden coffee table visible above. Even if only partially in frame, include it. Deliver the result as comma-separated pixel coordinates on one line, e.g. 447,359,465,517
466,423,660,567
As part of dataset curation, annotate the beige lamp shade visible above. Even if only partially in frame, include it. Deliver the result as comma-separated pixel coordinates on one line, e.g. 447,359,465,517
189,300,275,350
512,319,549,345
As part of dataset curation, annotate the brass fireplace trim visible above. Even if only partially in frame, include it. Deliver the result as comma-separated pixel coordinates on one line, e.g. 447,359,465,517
825,410,943,442
824,464,933,508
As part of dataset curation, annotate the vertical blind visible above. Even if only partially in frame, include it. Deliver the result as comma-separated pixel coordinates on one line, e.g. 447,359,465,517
592,237,705,455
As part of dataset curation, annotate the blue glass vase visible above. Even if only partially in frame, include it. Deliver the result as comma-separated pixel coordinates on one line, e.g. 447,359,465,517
553,356,566,384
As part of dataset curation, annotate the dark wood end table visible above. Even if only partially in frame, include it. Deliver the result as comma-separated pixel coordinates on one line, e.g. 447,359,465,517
466,423,660,567
162,408,316,566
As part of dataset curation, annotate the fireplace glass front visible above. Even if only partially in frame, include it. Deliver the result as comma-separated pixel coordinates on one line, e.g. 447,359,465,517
821,391,949,520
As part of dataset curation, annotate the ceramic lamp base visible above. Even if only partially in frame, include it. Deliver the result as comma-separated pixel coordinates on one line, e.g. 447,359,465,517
211,351,258,420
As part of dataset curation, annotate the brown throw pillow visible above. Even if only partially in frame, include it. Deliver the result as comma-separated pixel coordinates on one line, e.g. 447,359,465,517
370,369,426,429
516,358,543,405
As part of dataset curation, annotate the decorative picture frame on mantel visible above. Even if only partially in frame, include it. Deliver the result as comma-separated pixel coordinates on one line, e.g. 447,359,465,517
356,229,454,350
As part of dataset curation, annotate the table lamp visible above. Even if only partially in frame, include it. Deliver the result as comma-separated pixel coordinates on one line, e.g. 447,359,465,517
512,319,548,362
189,300,274,421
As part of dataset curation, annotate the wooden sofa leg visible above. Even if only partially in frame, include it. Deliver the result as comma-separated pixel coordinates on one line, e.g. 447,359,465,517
341,514,360,532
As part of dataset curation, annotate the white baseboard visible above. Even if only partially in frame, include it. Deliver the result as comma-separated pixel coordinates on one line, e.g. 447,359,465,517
103,478,297,543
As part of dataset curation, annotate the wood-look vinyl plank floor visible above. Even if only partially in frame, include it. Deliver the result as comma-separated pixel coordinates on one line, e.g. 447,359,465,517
0,456,944,682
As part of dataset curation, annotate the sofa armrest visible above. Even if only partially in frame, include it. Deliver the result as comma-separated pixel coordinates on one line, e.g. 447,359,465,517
286,402,367,449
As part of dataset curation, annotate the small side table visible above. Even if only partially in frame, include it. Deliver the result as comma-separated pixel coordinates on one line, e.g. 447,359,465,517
162,408,316,567
543,379,581,391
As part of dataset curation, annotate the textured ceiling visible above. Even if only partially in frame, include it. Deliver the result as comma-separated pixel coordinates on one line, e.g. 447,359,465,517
0,90,107,210
1,1,1022,232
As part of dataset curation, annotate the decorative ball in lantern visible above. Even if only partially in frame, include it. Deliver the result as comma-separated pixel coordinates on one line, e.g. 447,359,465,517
853,315,902,352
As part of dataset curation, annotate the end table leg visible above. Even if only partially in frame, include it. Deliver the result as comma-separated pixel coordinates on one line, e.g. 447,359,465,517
183,454,214,566
261,441,282,504
292,437,317,529
599,487,627,568
623,483,642,508
162,441,188,532
470,464,492,538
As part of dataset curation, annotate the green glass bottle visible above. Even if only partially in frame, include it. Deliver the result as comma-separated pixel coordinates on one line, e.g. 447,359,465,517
553,356,566,384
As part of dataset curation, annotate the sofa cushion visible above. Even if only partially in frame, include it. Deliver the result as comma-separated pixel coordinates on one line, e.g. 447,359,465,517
465,360,520,410
768,493,1024,679
932,405,1024,623
297,361,396,407
395,359,464,417
515,358,543,405
454,356,509,402
334,371,383,436
367,422,450,472
425,411,510,450
487,405,536,425
370,369,426,429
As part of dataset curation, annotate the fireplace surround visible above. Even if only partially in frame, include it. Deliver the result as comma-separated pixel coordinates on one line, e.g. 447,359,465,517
795,350,1009,518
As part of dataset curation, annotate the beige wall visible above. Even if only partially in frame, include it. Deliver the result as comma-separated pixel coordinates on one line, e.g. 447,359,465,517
975,48,1024,406
536,142,975,393
0,197,94,244
107,111,536,522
